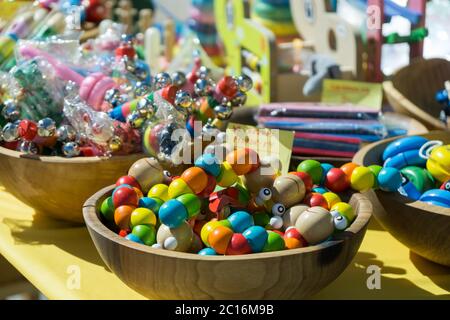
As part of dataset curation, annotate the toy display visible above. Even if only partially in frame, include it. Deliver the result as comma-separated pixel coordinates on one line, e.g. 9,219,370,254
100,148,362,255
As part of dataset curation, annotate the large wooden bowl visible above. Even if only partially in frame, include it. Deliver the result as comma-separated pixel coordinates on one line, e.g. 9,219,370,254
0,147,143,223
383,58,450,130
353,131,450,266
83,187,372,299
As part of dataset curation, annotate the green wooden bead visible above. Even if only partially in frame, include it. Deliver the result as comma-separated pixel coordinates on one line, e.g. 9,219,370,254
100,197,115,222
253,212,270,227
263,231,285,252
176,193,201,218
132,225,156,246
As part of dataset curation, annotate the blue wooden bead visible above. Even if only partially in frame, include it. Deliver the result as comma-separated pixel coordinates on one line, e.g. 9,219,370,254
125,234,144,244
312,187,328,194
139,197,164,214
420,189,450,208
320,163,334,184
198,248,217,256
382,136,428,161
194,153,221,177
243,226,268,253
377,167,402,192
228,211,254,233
158,199,188,228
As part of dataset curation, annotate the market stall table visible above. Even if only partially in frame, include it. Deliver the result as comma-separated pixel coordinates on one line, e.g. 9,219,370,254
0,186,448,300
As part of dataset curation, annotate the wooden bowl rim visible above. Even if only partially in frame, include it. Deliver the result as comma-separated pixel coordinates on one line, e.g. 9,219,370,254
353,131,450,217
0,146,144,164
383,81,447,130
83,185,372,261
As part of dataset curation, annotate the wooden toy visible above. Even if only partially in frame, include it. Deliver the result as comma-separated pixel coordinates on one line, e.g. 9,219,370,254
112,184,139,208
354,131,450,266
297,160,323,185
128,157,164,193
114,204,135,230
294,206,334,245
271,174,306,209
130,207,157,229
156,221,194,252
131,224,157,246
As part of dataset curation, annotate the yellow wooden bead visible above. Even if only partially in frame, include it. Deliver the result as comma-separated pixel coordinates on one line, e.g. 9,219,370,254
148,184,169,202
217,161,239,187
168,178,194,199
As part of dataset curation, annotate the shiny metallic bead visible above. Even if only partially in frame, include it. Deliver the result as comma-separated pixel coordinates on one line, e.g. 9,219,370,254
1,100,20,122
109,136,123,153
56,125,77,142
214,104,233,120
174,90,192,109
154,72,172,89
37,118,56,137
134,82,150,97
127,112,145,129
197,66,211,79
231,91,247,107
236,74,253,92
2,122,19,142
194,78,213,96
62,142,80,157
18,140,38,155
171,71,187,87
104,88,122,106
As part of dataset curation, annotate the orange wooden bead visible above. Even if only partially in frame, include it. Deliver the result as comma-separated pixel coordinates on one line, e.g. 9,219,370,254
341,162,360,179
226,148,260,176
114,205,135,230
208,225,234,254
284,237,303,249
134,187,144,199
181,167,208,194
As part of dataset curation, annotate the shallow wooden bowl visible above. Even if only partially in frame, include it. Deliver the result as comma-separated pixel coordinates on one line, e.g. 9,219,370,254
383,58,450,130
83,187,372,299
0,147,143,223
353,131,450,266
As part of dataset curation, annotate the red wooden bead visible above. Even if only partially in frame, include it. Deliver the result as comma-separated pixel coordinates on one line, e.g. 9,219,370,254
304,193,328,209
284,227,307,248
116,175,142,190
217,76,238,99
113,186,139,208
119,230,129,237
325,168,350,193
197,175,217,198
226,233,252,255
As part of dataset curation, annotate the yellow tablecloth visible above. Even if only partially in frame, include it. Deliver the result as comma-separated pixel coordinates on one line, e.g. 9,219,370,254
0,186,449,300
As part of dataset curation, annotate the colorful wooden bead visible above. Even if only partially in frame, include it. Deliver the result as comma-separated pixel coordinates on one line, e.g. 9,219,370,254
226,233,252,255
320,163,335,184
116,175,141,190
132,224,156,246
217,161,239,187
125,233,144,244
341,162,359,179
130,208,157,229
181,167,208,194
200,220,220,246
368,165,383,189
158,199,188,228
198,247,217,255
263,231,285,252
322,192,341,209
271,174,306,208
168,178,194,199
176,194,201,218
377,167,402,192
330,202,355,223
312,187,328,194
208,225,234,254
400,166,435,193
114,205,135,230
226,148,260,176
304,193,328,209
350,166,375,192
148,184,170,202
113,185,139,209
426,145,450,183
297,160,323,185
242,226,268,253
419,189,450,208
284,227,307,249
228,211,254,233
194,153,221,177
100,196,115,222
253,212,270,227
139,197,164,214
325,168,350,193
156,222,193,252
295,206,334,245
128,158,164,193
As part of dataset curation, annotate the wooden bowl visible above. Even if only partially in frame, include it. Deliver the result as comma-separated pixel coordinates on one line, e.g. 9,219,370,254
83,187,372,299
0,146,143,223
383,58,450,130
353,131,450,266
